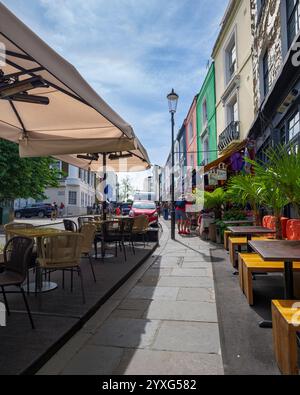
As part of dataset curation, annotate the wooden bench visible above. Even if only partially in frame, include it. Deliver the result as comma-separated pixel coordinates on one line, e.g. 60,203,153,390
229,237,266,268
238,253,300,305
272,300,300,375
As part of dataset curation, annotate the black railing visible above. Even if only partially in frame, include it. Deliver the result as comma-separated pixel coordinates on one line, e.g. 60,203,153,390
218,121,240,152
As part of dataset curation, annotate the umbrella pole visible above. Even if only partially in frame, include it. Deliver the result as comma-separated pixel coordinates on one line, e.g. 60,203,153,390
103,153,107,221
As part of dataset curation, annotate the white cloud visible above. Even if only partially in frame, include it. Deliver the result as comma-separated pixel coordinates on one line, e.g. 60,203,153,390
2,0,228,167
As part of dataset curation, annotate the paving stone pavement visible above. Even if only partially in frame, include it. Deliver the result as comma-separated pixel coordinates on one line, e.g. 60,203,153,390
37,221,224,375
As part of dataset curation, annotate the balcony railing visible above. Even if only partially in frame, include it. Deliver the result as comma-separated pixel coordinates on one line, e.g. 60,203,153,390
218,121,240,152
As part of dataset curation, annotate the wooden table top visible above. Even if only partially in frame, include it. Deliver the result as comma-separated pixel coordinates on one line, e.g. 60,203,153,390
10,227,67,238
223,220,254,225
249,240,300,262
227,226,276,235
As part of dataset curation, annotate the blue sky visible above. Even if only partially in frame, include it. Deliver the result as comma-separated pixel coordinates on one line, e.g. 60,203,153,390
2,0,228,168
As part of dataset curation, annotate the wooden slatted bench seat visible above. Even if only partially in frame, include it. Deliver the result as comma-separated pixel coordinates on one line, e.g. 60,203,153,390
238,253,300,306
272,300,300,375
229,237,267,268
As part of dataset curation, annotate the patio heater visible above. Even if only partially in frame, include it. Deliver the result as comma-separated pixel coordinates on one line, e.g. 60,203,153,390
167,89,179,240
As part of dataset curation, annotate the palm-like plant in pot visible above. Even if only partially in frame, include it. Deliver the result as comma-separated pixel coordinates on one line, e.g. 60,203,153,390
247,145,300,238
226,174,265,226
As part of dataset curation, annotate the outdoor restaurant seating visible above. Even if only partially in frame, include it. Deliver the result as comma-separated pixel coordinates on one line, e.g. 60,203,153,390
99,220,128,261
132,215,149,247
0,237,35,329
272,300,300,375
79,224,97,282
78,216,94,229
228,216,289,267
238,253,300,305
37,233,86,304
63,219,78,233
4,222,34,243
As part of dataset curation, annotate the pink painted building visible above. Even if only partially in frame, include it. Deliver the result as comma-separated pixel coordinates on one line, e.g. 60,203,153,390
185,95,198,170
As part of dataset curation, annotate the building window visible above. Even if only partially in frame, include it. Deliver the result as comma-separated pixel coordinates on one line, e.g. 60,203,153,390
202,99,208,125
187,121,193,144
287,0,300,48
225,33,237,83
202,133,209,165
68,191,77,206
227,96,238,124
81,192,84,207
288,111,300,141
257,137,271,163
263,50,270,96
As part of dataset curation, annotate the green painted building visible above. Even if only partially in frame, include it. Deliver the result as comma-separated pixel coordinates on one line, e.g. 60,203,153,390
196,62,217,166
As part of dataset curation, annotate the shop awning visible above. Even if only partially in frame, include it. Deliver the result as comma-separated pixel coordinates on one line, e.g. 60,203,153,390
204,140,247,173
0,3,142,158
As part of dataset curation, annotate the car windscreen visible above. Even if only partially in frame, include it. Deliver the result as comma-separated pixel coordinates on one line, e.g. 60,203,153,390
133,203,156,210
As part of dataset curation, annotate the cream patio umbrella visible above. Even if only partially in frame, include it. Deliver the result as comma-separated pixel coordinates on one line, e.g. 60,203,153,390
0,3,139,157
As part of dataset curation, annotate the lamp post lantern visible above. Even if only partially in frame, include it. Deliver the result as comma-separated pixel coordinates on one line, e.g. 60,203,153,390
167,89,179,240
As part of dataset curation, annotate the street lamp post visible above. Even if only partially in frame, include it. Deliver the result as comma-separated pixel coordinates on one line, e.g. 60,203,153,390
167,89,179,240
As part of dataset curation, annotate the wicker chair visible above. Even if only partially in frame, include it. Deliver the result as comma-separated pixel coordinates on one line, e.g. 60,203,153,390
132,215,149,247
37,233,86,303
4,222,36,292
79,224,97,282
78,216,94,230
0,237,35,328
121,218,135,255
63,219,78,233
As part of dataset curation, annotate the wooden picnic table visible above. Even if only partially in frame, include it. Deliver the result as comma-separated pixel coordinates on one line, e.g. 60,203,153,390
249,240,300,300
228,226,276,253
223,219,254,226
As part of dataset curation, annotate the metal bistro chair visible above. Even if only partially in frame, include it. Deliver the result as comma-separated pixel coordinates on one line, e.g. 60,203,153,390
0,237,35,329
79,224,97,282
37,233,86,303
100,220,128,261
63,219,78,233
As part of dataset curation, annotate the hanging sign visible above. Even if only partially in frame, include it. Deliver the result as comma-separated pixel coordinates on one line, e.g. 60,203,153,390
208,170,218,186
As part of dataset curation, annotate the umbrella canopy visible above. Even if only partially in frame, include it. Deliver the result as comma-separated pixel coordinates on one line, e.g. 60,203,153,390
0,3,142,158
55,139,151,173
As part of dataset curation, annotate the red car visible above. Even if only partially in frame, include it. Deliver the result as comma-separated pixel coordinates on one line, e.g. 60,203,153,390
129,201,159,226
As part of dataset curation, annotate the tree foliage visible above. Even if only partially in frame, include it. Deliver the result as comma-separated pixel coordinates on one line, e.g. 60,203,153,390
0,139,62,201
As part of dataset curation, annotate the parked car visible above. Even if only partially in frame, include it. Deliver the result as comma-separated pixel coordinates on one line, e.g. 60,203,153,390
120,203,132,216
15,204,53,219
129,201,159,226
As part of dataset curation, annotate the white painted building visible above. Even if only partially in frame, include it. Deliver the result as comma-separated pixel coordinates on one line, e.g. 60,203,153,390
15,161,97,216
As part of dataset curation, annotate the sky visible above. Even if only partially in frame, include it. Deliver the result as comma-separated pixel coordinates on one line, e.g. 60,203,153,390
2,0,228,190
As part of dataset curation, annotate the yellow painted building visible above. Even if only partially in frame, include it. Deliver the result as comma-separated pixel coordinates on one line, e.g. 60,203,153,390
212,0,255,155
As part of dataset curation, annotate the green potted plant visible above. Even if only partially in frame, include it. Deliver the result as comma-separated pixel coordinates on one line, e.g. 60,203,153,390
247,145,299,238
202,188,227,242
226,174,265,226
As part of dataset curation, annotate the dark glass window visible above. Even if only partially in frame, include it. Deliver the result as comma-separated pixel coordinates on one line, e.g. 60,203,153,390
263,51,270,96
287,0,300,48
257,137,271,163
288,111,300,141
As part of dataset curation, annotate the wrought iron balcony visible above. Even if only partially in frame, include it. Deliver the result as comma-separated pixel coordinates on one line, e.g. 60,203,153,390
218,121,240,152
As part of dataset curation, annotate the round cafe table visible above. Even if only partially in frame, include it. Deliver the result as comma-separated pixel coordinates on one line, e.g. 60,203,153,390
10,227,67,293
